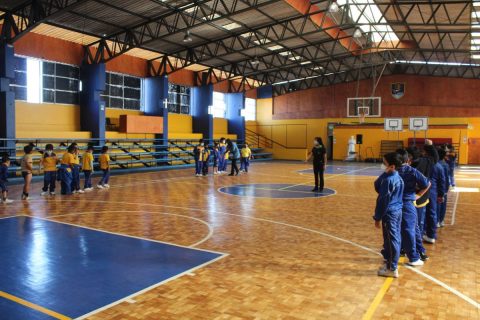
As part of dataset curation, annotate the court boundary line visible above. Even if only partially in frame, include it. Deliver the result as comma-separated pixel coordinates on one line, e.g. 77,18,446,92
217,184,337,199
0,290,71,320
47,210,213,248
23,198,480,311
450,191,460,226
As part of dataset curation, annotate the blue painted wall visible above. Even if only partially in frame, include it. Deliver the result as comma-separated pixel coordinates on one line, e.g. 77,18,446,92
226,93,245,143
144,75,169,142
79,63,106,143
191,84,213,142
0,44,15,155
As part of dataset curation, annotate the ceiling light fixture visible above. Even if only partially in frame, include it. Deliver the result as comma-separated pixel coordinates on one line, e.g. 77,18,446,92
183,31,192,42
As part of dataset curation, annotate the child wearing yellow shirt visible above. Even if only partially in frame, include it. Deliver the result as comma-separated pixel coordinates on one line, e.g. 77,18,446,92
97,146,110,189
82,145,94,191
60,145,75,195
240,143,253,173
70,143,84,194
41,144,58,196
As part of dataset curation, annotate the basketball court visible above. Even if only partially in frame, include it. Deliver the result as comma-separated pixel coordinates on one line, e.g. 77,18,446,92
1,0,480,319
0,162,478,319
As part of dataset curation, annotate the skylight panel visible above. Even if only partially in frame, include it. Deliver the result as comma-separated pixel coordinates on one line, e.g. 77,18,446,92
222,22,241,30
267,45,283,51
336,0,399,43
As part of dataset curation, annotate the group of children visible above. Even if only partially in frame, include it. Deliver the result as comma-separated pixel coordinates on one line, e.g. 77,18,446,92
194,138,253,177
0,143,112,204
374,142,456,278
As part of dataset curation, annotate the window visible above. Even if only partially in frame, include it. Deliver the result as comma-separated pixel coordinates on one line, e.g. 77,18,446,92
10,56,27,101
244,98,256,121
211,91,226,118
10,56,80,104
167,83,191,114
42,61,80,104
102,72,142,110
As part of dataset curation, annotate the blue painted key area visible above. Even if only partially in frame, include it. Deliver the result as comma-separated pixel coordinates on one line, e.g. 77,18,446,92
0,217,223,319
219,184,335,199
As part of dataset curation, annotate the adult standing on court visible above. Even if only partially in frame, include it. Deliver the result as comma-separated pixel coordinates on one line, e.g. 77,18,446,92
226,139,240,176
306,137,327,192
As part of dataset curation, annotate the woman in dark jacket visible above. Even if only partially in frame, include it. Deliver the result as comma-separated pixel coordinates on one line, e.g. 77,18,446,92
306,137,327,192
226,139,240,176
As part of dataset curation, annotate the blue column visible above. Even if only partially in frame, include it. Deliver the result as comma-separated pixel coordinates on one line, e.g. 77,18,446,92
191,84,213,143
257,85,273,99
144,75,169,142
226,92,245,143
79,63,106,144
0,44,15,155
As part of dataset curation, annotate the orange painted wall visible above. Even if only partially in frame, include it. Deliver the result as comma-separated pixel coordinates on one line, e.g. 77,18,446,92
273,75,480,119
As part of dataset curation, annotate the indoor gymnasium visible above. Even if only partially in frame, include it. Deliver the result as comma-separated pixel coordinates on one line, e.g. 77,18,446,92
0,0,480,319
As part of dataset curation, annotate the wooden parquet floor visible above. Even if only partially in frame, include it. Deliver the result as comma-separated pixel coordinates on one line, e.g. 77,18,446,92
1,162,479,319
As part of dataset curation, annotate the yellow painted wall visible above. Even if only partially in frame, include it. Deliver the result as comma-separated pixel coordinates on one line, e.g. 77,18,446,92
213,118,228,134
254,98,480,164
16,101,80,132
168,113,193,134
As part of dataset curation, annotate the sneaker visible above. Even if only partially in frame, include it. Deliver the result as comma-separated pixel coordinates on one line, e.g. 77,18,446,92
72,190,77,194
400,249,406,257
40,191,49,196
21,194,29,200
84,188,92,192
423,235,436,244
407,259,424,267
3,199,13,204
103,184,110,188
311,188,319,192
436,222,441,228
77,190,85,194
440,221,445,227
228,174,234,176
419,252,429,261
97,185,104,189
377,266,399,278
50,192,56,196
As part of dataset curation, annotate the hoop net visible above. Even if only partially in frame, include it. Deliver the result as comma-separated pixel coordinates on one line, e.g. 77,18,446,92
359,111,366,124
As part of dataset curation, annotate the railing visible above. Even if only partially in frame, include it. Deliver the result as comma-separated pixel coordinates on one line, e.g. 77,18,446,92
245,125,308,149
0,137,273,177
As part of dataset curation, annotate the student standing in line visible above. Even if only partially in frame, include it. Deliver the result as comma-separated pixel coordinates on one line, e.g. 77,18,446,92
97,146,111,189
422,145,445,244
305,137,327,192
21,144,34,200
212,143,220,175
82,145,94,191
226,139,240,176
218,138,227,174
41,144,58,196
70,144,84,194
0,155,13,204
240,143,253,173
373,152,404,278
193,139,204,177
445,144,456,188
396,149,431,266
436,148,451,228
408,146,432,261
60,144,75,195
201,144,210,176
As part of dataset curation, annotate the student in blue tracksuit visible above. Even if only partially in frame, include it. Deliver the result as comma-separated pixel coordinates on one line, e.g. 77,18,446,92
212,143,220,175
445,144,456,187
396,149,431,266
218,138,227,174
437,148,451,227
408,146,432,261
374,152,404,278
423,145,445,244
